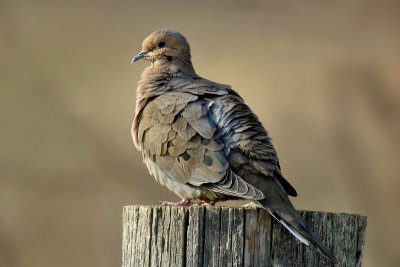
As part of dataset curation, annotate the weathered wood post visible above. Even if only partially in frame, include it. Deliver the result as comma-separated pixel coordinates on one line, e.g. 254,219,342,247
122,206,366,267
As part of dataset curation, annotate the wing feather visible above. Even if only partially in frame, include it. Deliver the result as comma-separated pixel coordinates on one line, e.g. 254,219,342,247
137,92,273,201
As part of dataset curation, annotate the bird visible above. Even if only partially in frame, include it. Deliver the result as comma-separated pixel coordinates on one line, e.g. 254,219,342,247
131,29,338,263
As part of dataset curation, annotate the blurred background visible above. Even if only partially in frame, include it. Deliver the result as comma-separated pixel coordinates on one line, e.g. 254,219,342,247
1,0,399,266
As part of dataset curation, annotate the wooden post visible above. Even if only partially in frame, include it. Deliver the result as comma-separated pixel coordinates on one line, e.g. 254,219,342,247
122,206,366,267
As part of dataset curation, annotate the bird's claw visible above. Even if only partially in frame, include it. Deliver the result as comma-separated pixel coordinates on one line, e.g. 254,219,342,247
160,199,193,206
159,199,216,207
198,199,215,206
241,202,260,209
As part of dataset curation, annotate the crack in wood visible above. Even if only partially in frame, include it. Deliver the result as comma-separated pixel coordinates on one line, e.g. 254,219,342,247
122,206,366,267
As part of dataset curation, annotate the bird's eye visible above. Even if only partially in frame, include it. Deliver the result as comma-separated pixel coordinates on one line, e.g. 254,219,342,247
157,41,166,48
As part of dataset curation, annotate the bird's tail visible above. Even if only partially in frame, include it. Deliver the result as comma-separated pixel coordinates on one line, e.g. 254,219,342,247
258,199,338,264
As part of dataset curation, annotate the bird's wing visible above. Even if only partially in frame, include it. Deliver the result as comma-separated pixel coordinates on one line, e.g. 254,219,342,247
137,92,264,199
209,91,298,197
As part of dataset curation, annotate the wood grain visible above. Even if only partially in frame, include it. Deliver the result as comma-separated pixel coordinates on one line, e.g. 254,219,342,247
122,206,366,267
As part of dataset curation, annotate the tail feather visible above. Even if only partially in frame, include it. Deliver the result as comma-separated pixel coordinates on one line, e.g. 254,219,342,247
277,211,338,264
259,200,338,264
269,211,310,245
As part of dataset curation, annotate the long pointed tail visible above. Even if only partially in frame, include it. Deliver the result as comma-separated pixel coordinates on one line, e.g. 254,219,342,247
258,199,338,264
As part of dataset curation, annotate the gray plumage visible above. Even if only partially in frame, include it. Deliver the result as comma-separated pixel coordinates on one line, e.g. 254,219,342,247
131,29,337,263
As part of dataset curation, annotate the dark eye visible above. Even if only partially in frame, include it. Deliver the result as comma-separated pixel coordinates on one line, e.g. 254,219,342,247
157,41,166,48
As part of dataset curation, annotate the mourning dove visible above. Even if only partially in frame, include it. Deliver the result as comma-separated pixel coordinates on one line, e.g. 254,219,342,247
131,29,338,263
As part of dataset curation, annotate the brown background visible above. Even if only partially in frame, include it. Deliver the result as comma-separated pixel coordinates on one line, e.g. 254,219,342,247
1,0,399,266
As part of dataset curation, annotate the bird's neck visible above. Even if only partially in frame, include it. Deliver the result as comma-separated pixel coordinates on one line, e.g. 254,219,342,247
137,58,196,94
134,58,198,120
154,56,196,75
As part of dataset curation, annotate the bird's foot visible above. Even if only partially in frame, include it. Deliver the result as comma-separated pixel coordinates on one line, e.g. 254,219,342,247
241,202,260,209
198,199,215,206
160,199,193,206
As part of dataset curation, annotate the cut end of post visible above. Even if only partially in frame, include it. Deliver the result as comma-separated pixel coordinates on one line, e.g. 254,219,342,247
122,206,366,267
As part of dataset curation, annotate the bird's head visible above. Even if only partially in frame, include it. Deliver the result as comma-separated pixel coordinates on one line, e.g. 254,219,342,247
131,29,191,64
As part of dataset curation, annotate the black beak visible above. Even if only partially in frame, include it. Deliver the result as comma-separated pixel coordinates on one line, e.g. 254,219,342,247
131,50,148,63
